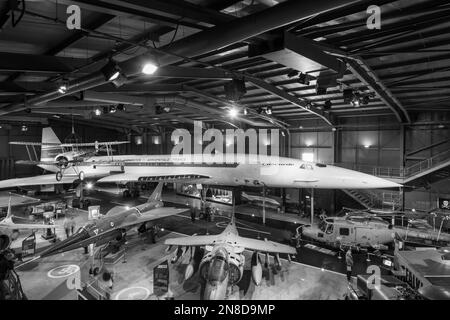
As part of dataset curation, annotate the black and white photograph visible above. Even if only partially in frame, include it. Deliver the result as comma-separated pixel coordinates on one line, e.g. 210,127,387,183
0,0,449,309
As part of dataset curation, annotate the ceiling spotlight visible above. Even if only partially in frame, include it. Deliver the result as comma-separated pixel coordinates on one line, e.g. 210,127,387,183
58,83,68,94
298,73,310,85
323,100,332,110
343,89,354,103
142,60,158,75
351,98,360,107
21,125,28,132
265,106,272,115
243,108,248,115
281,131,286,137
364,145,370,149
229,107,239,118
109,106,117,113
163,106,171,113
94,108,102,116
331,127,337,132
101,60,121,81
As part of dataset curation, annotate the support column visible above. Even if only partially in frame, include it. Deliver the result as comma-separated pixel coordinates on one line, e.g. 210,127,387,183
311,188,314,225
399,125,406,210
262,184,266,225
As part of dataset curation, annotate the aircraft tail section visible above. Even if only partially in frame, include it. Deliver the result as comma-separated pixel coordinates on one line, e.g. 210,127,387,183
147,182,164,203
41,127,62,161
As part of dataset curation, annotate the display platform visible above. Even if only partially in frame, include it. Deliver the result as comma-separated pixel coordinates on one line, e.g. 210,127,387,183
15,231,348,300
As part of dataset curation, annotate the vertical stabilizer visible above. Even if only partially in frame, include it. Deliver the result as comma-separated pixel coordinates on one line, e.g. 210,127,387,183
147,182,164,203
41,127,62,161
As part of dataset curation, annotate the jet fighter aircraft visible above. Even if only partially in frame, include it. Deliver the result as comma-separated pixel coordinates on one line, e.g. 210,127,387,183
38,182,186,258
165,216,296,300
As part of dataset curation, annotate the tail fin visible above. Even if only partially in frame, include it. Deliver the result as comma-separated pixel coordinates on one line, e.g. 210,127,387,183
41,127,62,161
6,193,12,219
148,182,164,202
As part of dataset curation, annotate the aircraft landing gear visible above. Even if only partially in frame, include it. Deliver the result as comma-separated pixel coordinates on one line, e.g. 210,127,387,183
56,171,62,181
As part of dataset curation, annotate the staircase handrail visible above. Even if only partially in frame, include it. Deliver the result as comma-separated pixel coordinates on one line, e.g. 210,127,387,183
334,149,450,179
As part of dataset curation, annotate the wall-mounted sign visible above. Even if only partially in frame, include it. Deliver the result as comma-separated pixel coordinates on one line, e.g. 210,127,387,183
88,205,101,220
438,197,450,210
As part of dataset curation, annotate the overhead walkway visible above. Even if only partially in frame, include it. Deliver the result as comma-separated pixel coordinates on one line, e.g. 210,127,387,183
337,149,450,185
338,150,450,210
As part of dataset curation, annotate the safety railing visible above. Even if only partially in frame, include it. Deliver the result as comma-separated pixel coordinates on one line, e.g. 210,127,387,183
335,149,450,179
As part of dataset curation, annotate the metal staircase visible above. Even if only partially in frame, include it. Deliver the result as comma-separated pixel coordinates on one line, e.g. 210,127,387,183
337,150,450,210
343,189,401,210
336,149,450,184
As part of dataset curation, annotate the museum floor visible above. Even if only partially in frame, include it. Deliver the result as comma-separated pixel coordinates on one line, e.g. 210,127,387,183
11,190,387,300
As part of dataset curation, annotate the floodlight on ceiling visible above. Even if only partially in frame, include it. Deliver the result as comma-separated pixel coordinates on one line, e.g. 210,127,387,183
58,80,69,94
229,107,239,118
101,60,121,81
94,108,102,116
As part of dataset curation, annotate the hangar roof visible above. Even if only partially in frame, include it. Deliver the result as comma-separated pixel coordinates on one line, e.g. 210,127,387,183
0,0,448,133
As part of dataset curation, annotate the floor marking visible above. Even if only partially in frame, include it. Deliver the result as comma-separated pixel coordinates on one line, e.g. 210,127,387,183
114,286,150,300
47,264,80,278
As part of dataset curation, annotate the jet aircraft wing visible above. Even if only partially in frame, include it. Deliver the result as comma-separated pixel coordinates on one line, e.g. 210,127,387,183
0,221,59,230
165,234,296,254
0,174,78,188
165,234,223,247
119,207,188,229
232,235,297,254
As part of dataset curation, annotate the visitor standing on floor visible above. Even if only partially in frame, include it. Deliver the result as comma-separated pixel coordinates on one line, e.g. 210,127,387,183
345,248,353,282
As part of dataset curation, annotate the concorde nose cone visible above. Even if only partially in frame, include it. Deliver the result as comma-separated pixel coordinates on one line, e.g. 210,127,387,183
332,166,402,189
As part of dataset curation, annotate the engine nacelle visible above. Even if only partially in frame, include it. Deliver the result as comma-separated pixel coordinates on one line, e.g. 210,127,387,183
228,251,244,285
198,250,244,285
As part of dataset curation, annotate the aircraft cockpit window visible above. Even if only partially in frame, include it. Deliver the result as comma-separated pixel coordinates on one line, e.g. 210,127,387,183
318,220,327,232
325,223,334,234
207,256,229,282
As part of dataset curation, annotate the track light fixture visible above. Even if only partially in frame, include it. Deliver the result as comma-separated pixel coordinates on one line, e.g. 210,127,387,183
94,108,102,116
58,80,69,94
297,72,310,85
101,60,121,81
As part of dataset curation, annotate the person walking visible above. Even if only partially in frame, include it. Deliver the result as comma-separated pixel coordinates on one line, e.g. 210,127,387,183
345,248,354,282
63,217,71,239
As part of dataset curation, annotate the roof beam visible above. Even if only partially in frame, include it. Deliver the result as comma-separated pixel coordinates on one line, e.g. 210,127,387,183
114,0,233,26
0,52,88,73
246,76,334,126
48,0,205,30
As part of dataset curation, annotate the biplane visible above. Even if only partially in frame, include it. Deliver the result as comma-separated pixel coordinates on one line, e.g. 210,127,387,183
0,127,129,188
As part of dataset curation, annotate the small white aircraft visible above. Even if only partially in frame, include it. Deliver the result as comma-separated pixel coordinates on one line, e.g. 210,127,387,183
165,216,296,300
0,194,58,239
241,191,281,209
0,127,401,190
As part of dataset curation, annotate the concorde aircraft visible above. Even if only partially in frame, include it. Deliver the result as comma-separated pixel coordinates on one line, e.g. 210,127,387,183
36,182,186,258
0,127,401,190
165,216,296,300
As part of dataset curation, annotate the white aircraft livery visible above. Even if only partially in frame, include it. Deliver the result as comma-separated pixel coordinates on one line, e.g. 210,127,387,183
0,128,401,190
